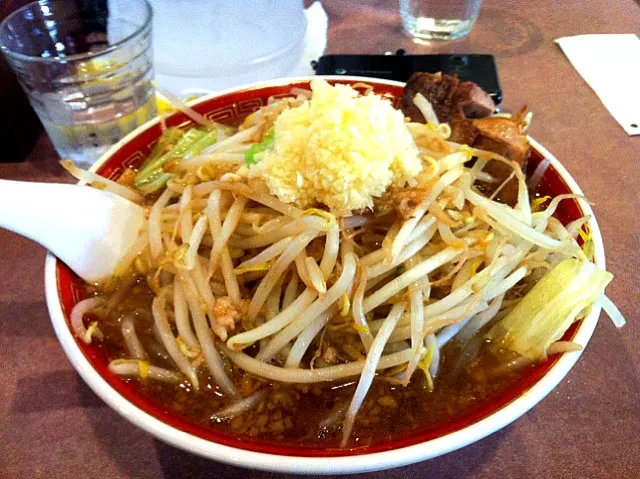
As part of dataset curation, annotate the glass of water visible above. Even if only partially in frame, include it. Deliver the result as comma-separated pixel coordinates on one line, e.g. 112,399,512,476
400,0,481,42
0,0,155,168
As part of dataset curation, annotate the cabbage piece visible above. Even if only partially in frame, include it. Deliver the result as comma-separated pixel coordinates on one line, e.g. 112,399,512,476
135,127,183,174
487,258,613,360
135,128,217,194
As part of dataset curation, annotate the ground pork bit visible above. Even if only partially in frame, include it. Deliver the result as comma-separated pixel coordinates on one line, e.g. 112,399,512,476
305,238,326,262
322,345,339,364
378,186,431,219
116,167,137,188
213,297,250,330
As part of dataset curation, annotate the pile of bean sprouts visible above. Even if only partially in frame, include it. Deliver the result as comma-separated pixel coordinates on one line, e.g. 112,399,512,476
68,89,613,447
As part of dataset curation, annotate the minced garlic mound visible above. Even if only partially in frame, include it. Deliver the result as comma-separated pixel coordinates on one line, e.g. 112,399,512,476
248,79,422,212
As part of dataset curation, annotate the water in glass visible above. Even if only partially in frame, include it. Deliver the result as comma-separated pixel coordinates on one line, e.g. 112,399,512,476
400,0,481,42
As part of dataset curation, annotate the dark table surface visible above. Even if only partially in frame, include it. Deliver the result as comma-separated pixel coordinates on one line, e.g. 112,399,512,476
1,1,639,478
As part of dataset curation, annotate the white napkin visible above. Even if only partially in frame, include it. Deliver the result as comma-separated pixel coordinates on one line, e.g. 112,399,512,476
556,34,640,136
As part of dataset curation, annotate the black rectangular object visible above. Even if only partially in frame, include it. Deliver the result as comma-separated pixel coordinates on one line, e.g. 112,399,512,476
313,54,502,104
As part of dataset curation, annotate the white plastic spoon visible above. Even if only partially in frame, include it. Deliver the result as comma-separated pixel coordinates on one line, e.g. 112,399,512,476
0,179,145,283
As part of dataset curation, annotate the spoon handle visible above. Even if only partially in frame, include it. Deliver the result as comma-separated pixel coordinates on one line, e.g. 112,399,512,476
0,179,81,244
0,179,145,282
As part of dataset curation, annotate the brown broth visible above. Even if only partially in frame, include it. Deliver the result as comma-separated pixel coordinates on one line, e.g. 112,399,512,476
91,281,526,449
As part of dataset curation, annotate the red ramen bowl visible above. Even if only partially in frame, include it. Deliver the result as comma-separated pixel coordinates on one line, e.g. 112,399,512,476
44,77,606,474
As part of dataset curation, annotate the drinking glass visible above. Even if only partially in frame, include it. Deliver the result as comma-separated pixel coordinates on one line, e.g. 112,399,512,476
400,0,481,42
0,0,155,167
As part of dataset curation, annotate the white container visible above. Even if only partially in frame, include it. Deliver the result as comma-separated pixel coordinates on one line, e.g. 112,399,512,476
149,0,307,93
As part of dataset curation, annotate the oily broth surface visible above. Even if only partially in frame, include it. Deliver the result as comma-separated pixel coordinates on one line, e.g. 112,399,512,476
89,279,523,449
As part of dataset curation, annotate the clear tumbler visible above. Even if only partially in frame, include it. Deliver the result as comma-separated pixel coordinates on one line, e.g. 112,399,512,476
400,0,481,42
0,0,155,167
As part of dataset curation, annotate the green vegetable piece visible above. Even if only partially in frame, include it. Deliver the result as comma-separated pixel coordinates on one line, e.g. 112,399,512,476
134,128,207,194
183,129,217,160
165,128,207,159
263,128,275,147
487,258,612,360
244,143,264,166
137,127,183,173
244,128,275,165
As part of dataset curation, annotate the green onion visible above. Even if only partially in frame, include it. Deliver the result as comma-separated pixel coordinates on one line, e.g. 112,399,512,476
244,128,275,165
